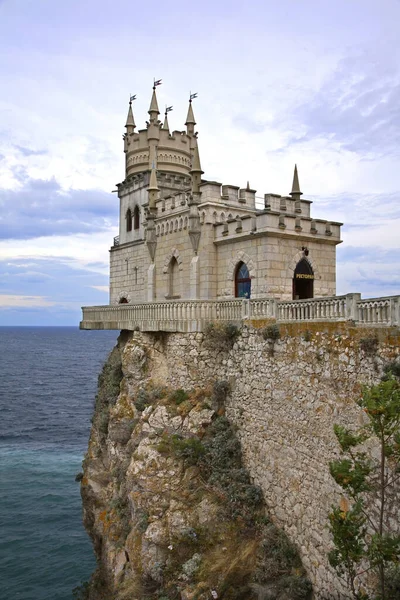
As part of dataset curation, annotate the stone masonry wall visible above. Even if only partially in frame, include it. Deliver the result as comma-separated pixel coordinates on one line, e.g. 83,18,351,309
132,322,400,599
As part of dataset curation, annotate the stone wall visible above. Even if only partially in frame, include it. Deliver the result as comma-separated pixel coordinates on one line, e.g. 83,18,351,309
131,322,400,598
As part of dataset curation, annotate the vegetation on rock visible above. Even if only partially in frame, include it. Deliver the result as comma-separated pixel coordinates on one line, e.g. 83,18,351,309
81,338,312,600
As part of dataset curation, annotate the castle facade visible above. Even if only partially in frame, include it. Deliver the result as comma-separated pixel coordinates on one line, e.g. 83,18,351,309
110,84,342,306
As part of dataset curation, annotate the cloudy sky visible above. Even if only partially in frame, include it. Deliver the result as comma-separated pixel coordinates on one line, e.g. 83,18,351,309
0,0,399,325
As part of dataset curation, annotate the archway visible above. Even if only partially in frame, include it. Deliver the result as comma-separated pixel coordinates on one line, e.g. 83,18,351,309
235,262,251,298
293,258,314,299
119,297,128,304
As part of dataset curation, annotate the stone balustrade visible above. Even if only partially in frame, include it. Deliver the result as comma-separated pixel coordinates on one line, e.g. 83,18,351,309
80,294,400,332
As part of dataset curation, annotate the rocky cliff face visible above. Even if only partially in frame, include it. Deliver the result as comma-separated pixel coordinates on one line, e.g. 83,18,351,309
81,331,311,600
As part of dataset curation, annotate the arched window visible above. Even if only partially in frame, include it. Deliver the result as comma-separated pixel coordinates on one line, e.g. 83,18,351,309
293,258,314,299
119,297,128,304
126,209,132,232
133,206,140,230
235,262,251,298
169,256,180,298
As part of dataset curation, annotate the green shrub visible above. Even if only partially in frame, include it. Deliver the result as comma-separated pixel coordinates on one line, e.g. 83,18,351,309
212,379,230,403
169,389,189,405
98,408,110,435
170,435,206,465
204,321,240,350
72,581,90,600
134,386,166,412
261,324,281,341
383,360,400,380
134,388,150,412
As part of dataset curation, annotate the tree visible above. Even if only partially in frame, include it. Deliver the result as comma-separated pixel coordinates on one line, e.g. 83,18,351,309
328,375,400,599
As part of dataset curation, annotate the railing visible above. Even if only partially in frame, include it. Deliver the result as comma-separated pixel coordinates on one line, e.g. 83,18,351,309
80,294,400,332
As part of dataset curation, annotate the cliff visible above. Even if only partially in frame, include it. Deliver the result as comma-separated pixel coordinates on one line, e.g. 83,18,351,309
81,330,311,600
81,324,400,599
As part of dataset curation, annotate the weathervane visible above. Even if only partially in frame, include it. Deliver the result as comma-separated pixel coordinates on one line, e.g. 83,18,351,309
189,92,198,102
129,94,136,104
165,105,173,115
153,78,162,89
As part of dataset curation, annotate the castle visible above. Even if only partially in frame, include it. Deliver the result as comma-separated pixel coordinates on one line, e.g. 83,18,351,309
110,83,342,306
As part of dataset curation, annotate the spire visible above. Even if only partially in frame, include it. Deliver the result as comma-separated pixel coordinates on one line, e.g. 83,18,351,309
125,101,135,131
163,105,173,131
148,81,161,123
185,93,197,135
290,164,302,200
163,112,169,131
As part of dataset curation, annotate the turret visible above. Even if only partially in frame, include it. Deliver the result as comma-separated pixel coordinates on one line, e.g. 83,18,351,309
147,82,161,169
190,143,203,196
146,164,159,262
147,163,159,211
124,97,136,154
188,142,204,254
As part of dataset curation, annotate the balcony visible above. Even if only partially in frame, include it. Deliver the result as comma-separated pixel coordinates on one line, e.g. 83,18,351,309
80,294,400,332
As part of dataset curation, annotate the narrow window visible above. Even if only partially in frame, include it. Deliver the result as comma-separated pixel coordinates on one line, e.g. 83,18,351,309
235,262,251,298
126,209,132,232
169,256,180,298
133,206,140,230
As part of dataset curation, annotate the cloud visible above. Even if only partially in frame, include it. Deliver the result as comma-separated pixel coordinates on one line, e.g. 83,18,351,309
14,145,47,157
0,294,55,308
0,170,118,240
287,50,400,156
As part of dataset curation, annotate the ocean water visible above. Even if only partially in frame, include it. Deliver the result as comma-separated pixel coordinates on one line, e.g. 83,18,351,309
0,327,118,600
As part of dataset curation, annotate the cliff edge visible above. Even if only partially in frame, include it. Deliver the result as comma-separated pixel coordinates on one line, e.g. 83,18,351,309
80,331,311,600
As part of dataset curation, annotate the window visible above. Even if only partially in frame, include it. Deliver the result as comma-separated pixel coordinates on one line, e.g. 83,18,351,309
235,262,251,298
133,205,140,230
126,209,132,232
168,256,180,298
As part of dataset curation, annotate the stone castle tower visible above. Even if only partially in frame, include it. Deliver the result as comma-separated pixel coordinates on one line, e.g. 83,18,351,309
110,83,342,305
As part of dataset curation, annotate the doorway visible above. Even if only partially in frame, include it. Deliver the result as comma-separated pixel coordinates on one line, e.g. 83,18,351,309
293,258,314,299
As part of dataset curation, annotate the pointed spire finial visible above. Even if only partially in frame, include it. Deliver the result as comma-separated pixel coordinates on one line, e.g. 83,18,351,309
185,92,197,135
163,105,173,130
148,80,161,121
290,164,302,200
125,95,136,130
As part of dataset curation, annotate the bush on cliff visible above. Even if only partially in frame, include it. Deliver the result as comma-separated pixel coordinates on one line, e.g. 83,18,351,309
94,346,123,436
204,321,240,350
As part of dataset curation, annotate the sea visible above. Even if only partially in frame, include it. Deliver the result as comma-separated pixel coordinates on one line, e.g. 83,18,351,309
0,327,118,600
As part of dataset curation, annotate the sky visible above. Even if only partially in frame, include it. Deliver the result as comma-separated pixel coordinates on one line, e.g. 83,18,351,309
0,0,399,325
